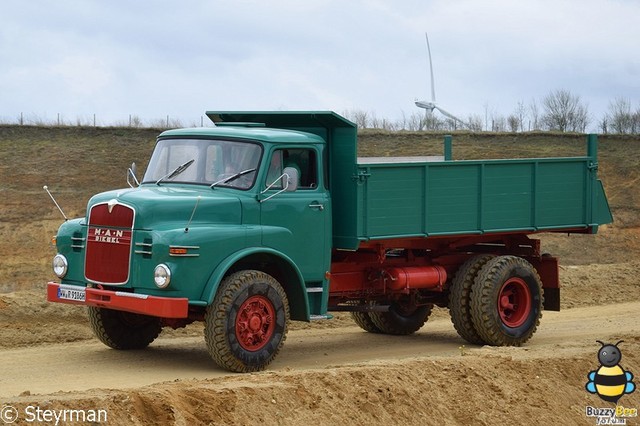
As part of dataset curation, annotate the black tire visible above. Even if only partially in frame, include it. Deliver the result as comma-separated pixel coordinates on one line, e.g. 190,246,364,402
449,254,495,345
369,301,433,335
346,301,382,333
470,256,543,346
205,270,289,373
88,307,161,350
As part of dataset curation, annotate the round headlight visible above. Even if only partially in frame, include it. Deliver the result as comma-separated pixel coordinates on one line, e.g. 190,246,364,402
52,254,68,278
154,264,171,288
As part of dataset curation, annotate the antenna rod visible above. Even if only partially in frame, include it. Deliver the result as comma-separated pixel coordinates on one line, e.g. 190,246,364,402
185,196,201,232
43,185,68,221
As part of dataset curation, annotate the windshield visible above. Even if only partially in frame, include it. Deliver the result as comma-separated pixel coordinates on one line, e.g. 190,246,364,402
142,138,262,189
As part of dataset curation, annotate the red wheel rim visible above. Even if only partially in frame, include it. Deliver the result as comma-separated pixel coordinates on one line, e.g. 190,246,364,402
497,277,531,328
235,295,276,351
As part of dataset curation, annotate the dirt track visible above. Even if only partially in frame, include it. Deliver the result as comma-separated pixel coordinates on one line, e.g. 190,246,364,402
1,282,639,425
1,301,640,397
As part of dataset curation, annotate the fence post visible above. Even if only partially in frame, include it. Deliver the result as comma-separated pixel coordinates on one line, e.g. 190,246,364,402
444,135,453,160
587,133,598,160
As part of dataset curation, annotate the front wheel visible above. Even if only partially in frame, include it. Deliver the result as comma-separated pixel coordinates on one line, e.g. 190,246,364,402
470,256,543,346
205,270,289,373
88,307,161,350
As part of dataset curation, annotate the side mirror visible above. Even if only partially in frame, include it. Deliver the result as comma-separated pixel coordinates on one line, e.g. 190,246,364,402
260,167,299,203
283,166,299,192
127,162,140,188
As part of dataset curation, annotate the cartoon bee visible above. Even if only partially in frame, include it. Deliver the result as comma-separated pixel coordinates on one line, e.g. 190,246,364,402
586,340,636,403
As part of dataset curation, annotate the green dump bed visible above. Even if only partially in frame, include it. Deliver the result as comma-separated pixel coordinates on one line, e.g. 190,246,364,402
350,137,612,246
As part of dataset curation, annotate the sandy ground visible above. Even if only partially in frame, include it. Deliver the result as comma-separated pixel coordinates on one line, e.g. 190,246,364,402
1,261,639,425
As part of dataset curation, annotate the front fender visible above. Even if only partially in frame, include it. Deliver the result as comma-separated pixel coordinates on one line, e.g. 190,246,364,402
200,247,310,321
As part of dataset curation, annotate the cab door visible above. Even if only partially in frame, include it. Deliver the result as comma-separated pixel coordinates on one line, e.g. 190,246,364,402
260,147,330,282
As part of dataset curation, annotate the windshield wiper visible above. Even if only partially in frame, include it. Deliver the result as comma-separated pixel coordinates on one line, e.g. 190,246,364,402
211,168,256,188
156,159,195,185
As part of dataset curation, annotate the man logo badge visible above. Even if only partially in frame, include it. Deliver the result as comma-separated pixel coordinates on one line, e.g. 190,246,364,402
108,199,118,213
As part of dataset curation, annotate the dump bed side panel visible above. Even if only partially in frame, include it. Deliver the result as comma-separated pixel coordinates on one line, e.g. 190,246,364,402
356,157,611,240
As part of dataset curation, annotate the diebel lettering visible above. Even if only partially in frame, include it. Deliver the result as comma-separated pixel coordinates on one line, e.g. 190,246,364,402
93,228,124,244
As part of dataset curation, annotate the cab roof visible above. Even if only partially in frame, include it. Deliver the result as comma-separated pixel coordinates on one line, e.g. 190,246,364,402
206,111,355,130
160,111,356,144
158,125,326,144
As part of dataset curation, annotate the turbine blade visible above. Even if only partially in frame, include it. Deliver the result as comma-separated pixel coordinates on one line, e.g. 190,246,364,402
425,32,436,103
435,106,464,125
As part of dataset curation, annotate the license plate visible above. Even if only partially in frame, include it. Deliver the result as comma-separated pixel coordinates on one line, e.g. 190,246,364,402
58,287,86,302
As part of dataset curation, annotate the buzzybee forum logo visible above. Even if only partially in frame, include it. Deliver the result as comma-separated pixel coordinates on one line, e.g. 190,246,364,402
585,340,637,424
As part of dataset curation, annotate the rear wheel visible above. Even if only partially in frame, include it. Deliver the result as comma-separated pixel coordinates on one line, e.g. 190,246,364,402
448,254,494,345
346,301,382,333
205,270,289,372
369,301,433,335
470,256,543,346
88,307,161,350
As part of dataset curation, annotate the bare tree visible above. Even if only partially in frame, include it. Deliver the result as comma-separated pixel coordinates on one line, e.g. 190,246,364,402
541,89,590,132
369,111,381,129
491,113,506,132
422,113,443,131
529,98,540,130
467,114,483,132
483,102,490,131
128,115,144,128
515,101,526,132
397,111,409,130
573,104,590,132
607,97,633,134
633,107,640,134
406,112,422,131
599,116,608,134
507,115,520,132
343,109,369,129
443,118,461,131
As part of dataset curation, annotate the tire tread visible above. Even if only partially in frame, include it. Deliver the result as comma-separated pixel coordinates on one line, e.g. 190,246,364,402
369,304,432,335
88,306,161,350
449,254,494,345
470,256,543,346
204,270,289,373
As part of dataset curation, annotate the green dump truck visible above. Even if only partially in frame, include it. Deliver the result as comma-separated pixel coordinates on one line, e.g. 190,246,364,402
47,111,612,372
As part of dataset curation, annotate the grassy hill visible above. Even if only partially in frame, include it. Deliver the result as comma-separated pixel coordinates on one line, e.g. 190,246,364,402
1,125,638,292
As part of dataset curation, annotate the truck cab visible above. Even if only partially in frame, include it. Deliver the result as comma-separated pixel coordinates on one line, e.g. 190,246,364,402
49,112,354,372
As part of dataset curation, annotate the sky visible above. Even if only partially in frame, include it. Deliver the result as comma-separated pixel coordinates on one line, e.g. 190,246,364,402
2,0,639,130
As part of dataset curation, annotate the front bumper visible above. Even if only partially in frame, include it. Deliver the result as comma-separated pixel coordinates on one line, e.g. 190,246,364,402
47,282,189,318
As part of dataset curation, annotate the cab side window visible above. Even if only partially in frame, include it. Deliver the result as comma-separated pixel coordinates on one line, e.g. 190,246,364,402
265,149,318,190
265,150,284,189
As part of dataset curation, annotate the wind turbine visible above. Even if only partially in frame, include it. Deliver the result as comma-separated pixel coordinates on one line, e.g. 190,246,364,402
414,32,466,128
